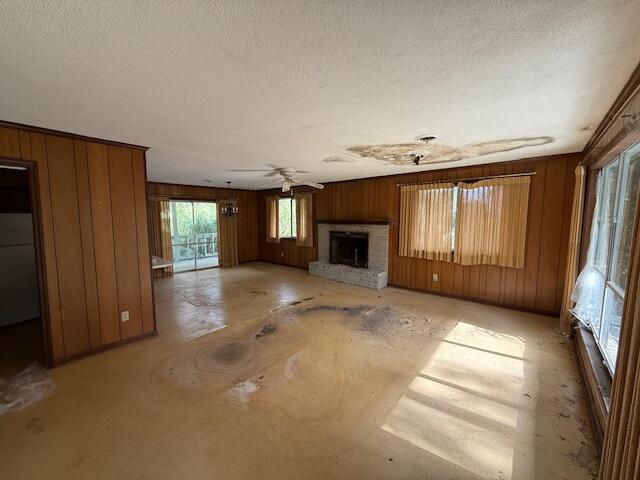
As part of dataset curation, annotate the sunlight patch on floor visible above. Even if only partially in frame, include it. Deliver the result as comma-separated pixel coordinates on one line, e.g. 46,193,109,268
382,321,529,479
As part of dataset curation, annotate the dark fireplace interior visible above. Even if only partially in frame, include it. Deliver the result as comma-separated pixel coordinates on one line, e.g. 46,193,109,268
330,231,369,268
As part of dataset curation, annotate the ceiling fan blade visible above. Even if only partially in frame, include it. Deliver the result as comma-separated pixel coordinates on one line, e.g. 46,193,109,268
300,180,324,190
254,179,283,189
282,180,291,192
228,168,276,172
288,177,324,190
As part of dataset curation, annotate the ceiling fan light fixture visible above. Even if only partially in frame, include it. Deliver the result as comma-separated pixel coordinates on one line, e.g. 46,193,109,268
409,153,424,165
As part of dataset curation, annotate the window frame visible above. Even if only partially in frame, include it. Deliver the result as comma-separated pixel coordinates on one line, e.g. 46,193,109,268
582,143,639,374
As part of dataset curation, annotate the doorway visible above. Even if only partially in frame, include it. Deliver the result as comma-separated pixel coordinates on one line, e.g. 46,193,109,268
169,200,219,273
0,162,46,375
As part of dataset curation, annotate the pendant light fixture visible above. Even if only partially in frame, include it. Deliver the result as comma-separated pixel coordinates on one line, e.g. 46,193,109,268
220,181,239,217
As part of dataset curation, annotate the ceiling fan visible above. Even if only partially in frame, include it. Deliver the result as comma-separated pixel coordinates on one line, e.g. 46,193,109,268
230,165,324,192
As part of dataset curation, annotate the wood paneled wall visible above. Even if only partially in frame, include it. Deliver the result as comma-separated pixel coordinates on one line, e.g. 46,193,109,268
146,182,258,270
583,61,640,168
257,153,582,316
0,125,155,364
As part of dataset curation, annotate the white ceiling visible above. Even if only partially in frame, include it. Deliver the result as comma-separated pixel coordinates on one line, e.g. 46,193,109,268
1,1,640,189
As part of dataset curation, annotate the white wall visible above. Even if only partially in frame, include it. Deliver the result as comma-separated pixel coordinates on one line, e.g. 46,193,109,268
0,213,40,326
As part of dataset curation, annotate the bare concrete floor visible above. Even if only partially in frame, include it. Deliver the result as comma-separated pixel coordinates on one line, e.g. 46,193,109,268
0,262,598,479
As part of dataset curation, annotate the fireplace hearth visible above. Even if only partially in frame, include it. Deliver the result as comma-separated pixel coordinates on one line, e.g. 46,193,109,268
330,231,368,268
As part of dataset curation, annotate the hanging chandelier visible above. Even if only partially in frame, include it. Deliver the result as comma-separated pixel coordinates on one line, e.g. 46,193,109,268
220,181,239,217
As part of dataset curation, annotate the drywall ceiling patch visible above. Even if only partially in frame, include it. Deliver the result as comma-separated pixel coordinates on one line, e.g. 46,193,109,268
346,136,554,166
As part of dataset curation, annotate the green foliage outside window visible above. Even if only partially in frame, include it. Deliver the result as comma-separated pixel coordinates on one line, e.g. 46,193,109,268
279,197,296,238
170,201,217,241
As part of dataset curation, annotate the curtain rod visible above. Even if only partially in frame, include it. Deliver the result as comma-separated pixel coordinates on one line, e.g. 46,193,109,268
396,171,536,187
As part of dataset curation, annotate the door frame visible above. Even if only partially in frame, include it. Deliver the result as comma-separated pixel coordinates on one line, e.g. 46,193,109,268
0,157,52,367
168,198,219,273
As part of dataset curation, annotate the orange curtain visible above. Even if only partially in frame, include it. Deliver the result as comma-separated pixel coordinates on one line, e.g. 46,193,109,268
454,176,530,268
217,201,239,267
148,199,173,278
599,190,640,480
399,183,455,261
559,165,586,335
265,196,279,243
295,192,313,247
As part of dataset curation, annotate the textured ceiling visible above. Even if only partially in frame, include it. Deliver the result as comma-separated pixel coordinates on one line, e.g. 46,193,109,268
1,1,640,189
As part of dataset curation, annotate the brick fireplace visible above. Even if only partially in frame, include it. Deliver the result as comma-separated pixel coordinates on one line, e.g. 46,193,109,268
309,221,389,289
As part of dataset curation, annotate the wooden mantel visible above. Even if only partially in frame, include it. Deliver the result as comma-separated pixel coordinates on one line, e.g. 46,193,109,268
315,219,393,225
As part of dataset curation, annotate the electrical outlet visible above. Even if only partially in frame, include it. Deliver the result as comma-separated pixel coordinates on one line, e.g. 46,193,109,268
120,310,129,322
432,273,439,282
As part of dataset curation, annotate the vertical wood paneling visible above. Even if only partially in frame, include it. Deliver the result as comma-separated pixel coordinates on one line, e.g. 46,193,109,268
2,124,155,363
74,140,101,348
523,160,547,308
108,146,143,340
18,130,32,159
0,126,21,158
132,150,155,334
256,154,580,315
45,135,90,355
28,133,65,359
536,157,568,312
87,143,121,345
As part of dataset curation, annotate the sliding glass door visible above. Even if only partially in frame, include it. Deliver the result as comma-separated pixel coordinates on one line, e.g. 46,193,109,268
169,200,218,273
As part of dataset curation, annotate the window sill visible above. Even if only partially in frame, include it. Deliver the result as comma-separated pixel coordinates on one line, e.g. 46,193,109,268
574,323,612,448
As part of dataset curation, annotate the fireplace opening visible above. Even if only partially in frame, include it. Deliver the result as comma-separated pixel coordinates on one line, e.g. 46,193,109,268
329,231,369,268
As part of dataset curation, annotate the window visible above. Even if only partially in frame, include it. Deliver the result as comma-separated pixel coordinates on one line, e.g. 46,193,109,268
451,185,459,250
278,196,297,238
399,176,530,267
573,142,640,373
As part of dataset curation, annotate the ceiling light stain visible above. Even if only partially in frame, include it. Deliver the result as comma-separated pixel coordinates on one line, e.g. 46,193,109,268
346,136,554,166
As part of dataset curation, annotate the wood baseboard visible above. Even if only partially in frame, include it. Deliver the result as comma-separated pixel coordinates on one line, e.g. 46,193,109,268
387,282,560,318
51,331,158,367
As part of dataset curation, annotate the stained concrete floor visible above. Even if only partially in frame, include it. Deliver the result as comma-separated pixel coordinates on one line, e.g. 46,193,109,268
0,262,598,479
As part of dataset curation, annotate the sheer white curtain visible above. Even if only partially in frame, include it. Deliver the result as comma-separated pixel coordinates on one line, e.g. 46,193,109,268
571,174,604,326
